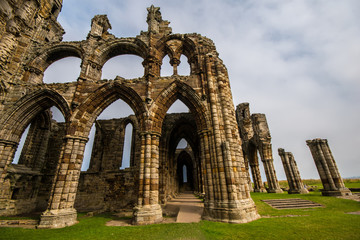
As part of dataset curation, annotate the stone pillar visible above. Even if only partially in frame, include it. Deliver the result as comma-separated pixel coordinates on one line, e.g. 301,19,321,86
38,135,88,228
249,161,266,192
278,148,308,194
259,142,283,193
170,58,180,75
306,139,351,196
200,56,259,223
199,130,214,204
0,139,18,198
133,132,162,225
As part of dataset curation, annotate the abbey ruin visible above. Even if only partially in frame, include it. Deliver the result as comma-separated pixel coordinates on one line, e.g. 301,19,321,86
0,0,351,229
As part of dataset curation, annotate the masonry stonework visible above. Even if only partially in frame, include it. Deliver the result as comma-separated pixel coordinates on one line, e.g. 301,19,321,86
278,148,309,194
306,139,351,196
0,2,260,228
235,103,283,193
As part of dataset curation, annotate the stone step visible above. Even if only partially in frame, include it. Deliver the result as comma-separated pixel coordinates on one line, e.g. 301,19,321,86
261,198,323,209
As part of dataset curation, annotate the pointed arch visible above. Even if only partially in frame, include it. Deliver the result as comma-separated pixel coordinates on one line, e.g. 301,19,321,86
71,82,147,137
0,89,70,143
97,38,148,66
118,115,139,168
155,35,198,61
151,80,209,133
27,43,84,72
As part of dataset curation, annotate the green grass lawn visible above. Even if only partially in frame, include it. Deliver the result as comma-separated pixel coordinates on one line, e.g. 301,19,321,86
1,192,359,240
277,178,360,190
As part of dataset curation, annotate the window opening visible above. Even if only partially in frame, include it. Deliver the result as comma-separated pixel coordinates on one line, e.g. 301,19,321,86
102,54,144,80
183,165,188,183
43,57,81,83
12,125,30,164
120,123,133,169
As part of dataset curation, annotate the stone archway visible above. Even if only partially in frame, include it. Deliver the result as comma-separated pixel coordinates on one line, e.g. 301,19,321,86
0,4,260,228
176,150,194,192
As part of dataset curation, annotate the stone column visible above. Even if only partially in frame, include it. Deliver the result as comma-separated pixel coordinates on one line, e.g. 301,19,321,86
199,130,215,204
259,142,283,193
201,56,259,223
278,148,308,194
133,132,162,224
249,161,266,192
0,139,18,198
38,135,88,228
306,139,351,196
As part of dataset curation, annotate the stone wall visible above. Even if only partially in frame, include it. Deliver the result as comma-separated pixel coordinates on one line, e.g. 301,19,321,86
0,4,260,228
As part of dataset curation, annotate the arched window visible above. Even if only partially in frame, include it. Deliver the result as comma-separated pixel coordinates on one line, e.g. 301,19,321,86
183,165,188,183
120,123,133,169
12,106,64,166
102,55,144,80
177,55,190,76
176,138,188,149
43,57,81,83
82,99,135,171
167,99,189,113
12,125,30,164
161,55,173,77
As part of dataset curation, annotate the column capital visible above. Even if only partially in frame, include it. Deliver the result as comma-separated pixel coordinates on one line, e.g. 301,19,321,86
139,131,161,137
63,135,89,143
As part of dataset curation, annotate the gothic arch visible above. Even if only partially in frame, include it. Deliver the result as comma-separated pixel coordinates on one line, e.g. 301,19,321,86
27,43,84,72
0,88,70,143
71,82,147,137
151,80,209,133
155,35,199,75
97,38,148,66
156,35,198,61
118,115,139,167
176,150,195,191
167,116,198,155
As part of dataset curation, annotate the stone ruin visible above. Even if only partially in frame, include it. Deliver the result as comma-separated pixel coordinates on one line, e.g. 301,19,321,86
235,103,283,193
0,0,352,229
307,139,351,196
278,148,309,194
0,1,260,228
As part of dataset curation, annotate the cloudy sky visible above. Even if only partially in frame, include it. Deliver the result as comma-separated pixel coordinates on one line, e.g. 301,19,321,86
40,0,360,180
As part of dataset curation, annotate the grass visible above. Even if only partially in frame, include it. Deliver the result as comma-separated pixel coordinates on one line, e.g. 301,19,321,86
277,178,360,191
1,191,359,239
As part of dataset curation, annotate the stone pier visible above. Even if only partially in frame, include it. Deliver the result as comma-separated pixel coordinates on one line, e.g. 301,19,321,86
278,148,308,194
306,139,351,196
235,103,283,193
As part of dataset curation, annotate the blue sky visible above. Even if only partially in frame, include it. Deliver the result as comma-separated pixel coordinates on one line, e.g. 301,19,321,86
40,0,360,180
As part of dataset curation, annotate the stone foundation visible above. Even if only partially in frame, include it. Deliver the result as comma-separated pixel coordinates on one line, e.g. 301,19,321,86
133,204,163,225
321,189,352,196
38,209,78,229
203,199,260,223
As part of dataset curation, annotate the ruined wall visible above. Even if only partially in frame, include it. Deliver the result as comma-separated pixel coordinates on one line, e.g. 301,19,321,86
236,103,282,193
307,139,351,196
75,117,140,212
0,0,64,84
0,4,260,228
0,120,65,216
